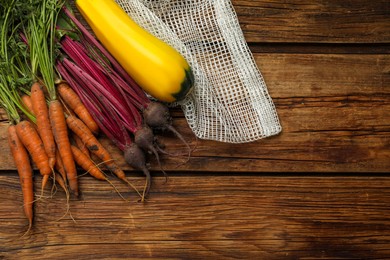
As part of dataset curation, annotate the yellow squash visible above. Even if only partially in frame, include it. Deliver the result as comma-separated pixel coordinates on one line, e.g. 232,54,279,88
76,0,194,103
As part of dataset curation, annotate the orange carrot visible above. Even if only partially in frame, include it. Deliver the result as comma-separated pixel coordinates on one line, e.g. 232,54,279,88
53,171,73,222
72,132,90,157
57,82,99,135
49,100,78,196
71,144,133,200
20,94,38,130
71,145,106,180
21,94,34,115
66,115,126,181
31,82,56,169
15,120,52,190
8,124,34,232
54,171,68,196
55,149,67,184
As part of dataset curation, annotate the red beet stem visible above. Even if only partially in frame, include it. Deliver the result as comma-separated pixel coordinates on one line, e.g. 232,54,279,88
62,6,149,107
60,36,143,128
62,58,139,133
57,60,130,150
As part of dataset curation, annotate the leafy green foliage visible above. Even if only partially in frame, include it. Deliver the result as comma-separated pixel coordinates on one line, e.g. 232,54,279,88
24,0,65,100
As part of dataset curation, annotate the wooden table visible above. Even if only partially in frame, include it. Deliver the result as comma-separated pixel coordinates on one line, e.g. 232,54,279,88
1,1,389,259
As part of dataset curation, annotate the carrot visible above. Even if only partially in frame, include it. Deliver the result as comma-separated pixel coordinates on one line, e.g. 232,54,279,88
72,132,90,157
53,172,69,203
71,145,106,181
21,94,34,115
54,151,71,217
71,144,134,200
31,82,56,169
57,82,99,135
66,114,139,195
54,171,67,194
55,148,67,184
15,120,52,190
52,171,74,222
49,100,78,197
21,94,38,130
8,125,34,233
66,115,121,176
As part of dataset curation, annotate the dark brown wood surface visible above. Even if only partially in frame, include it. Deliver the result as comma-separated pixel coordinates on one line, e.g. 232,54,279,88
1,1,389,259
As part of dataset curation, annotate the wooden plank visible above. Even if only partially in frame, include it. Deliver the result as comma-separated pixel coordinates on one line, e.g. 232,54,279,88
1,175,389,259
256,54,390,98
73,1,390,45
0,53,388,172
249,43,390,55
233,0,390,43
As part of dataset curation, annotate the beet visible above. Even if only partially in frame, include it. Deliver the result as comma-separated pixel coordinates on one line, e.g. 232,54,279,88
124,143,151,201
143,101,171,129
143,102,192,159
134,125,155,150
134,125,168,181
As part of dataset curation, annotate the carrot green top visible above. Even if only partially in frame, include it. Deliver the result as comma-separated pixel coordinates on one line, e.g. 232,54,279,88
25,0,65,101
0,0,35,123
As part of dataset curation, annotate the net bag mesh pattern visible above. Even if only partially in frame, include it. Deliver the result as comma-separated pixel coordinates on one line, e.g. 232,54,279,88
116,0,282,143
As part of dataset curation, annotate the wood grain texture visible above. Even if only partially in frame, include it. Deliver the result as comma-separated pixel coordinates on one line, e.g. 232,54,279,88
0,0,389,259
233,0,390,43
1,175,390,259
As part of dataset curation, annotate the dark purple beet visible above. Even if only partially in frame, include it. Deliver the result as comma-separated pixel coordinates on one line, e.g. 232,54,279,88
134,126,168,181
143,101,172,129
143,101,192,159
134,126,155,151
124,143,151,201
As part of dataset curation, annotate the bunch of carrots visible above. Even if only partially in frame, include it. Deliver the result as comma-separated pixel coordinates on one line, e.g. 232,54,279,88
1,0,192,234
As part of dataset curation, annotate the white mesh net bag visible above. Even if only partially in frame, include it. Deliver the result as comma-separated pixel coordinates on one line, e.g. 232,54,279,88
116,0,282,143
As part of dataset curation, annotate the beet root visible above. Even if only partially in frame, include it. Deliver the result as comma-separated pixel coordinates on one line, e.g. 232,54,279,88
124,143,151,201
143,101,172,129
143,101,192,160
134,126,168,181
134,125,155,151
